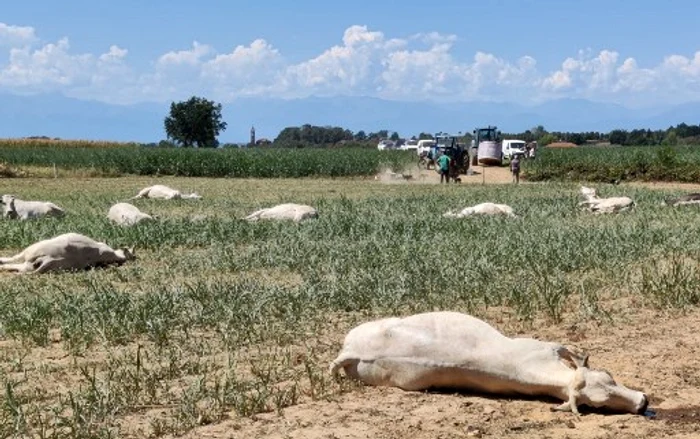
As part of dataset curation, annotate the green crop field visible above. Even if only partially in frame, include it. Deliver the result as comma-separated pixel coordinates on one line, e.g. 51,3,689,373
524,144,700,183
0,146,414,178
0,177,699,438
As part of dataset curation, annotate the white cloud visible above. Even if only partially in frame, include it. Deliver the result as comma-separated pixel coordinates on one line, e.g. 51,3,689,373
156,41,212,68
201,39,284,98
541,49,700,103
0,23,699,106
0,23,37,47
284,25,400,96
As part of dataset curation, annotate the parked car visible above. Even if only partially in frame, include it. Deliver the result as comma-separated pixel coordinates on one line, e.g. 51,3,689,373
377,140,395,151
401,139,419,151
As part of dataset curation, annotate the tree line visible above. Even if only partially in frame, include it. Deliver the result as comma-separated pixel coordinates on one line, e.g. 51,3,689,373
160,95,700,148
269,123,700,148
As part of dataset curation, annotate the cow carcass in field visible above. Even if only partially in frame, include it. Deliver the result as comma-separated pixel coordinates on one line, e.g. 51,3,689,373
1,194,65,220
108,202,154,226
131,185,202,200
330,311,648,415
0,233,135,274
375,169,414,182
664,193,700,207
443,202,516,218
244,203,318,222
579,186,634,214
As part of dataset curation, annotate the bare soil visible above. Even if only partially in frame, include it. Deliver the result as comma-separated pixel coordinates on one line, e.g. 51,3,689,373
377,164,516,185
170,308,700,439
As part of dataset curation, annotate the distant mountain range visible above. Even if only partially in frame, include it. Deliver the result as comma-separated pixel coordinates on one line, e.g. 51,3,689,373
0,93,698,143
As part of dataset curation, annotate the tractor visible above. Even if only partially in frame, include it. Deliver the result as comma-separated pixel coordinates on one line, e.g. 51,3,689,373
432,133,469,182
472,126,502,166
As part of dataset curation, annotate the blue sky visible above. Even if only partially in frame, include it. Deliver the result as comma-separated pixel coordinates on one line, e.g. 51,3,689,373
1,1,699,112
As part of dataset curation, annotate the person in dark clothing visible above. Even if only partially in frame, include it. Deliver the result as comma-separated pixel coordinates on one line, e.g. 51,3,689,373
510,154,521,184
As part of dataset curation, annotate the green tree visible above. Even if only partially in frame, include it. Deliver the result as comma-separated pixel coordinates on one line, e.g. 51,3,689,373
390,131,400,142
661,130,678,146
539,133,557,146
164,96,227,147
531,125,546,140
609,130,628,146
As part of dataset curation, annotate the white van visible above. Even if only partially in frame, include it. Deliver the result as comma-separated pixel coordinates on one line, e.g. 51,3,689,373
502,139,527,160
401,139,419,151
416,139,436,156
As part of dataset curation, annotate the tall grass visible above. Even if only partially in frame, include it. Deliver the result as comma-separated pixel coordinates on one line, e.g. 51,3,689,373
0,146,413,178
524,145,700,183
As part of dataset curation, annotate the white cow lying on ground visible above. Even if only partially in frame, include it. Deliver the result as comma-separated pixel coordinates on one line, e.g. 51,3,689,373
579,186,634,213
131,185,202,200
443,202,516,218
108,202,154,226
0,233,135,274
2,194,65,220
664,193,700,207
330,311,648,415
244,203,318,222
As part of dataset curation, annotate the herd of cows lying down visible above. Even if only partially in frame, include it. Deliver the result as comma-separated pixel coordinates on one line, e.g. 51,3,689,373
1,182,699,416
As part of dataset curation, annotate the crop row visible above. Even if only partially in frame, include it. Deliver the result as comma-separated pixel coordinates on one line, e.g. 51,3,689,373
0,146,414,177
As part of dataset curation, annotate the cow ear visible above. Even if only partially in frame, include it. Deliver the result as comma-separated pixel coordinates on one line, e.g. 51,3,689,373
558,345,589,369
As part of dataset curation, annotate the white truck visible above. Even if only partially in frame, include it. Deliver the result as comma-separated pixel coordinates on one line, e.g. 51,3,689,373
416,139,436,156
501,139,527,160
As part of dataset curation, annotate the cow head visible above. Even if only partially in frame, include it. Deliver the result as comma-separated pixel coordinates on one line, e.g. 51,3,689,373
116,246,137,261
579,186,599,200
554,346,648,415
1,195,17,219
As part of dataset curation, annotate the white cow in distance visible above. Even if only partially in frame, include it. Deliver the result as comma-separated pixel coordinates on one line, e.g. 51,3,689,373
443,202,517,218
0,233,135,274
2,194,65,220
330,311,648,415
579,186,634,214
244,203,318,223
131,185,202,200
108,202,154,226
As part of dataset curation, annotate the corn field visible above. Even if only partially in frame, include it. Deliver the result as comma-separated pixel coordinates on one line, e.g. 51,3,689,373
0,138,137,148
524,144,700,183
0,146,414,178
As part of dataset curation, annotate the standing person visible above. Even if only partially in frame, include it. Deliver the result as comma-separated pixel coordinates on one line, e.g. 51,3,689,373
438,152,451,183
510,154,521,184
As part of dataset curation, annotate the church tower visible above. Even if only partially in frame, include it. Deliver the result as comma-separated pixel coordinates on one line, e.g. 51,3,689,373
250,126,256,146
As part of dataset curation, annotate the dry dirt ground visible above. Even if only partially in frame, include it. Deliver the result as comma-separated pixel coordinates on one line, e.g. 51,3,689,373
377,164,519,185
173,308,700,439
162,168,700,439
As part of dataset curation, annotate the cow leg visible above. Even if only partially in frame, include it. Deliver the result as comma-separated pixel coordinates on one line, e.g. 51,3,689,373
0,251,26,265
0,261,36,273
244,209,266,222
329,353,358,378
34,257,63,274
330,354,395,388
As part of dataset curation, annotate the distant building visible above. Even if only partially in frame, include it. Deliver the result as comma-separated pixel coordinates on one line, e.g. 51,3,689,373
250,126,256,146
